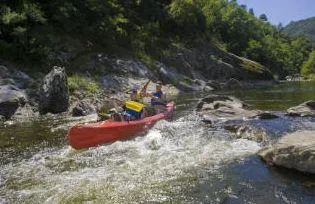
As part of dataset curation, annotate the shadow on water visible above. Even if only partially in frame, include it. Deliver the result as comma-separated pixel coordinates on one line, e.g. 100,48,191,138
192,156,315,203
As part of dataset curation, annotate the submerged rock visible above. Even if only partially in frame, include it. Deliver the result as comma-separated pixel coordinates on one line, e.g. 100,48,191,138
258,131,315,174
254,111,279,120
196,95,258,122
39,66,69,114
286,101,315,117
225,124,266,142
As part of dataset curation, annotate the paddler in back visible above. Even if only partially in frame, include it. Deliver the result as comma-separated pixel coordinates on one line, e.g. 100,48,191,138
150,81,167,114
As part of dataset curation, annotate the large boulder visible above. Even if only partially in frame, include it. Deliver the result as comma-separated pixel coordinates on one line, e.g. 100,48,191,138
258,131,315,174
39,66,69,114
286,101,315,117
196,95,258,122
0,85,27,119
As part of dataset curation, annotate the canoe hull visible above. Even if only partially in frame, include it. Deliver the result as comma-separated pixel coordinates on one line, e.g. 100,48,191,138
68,102,174,149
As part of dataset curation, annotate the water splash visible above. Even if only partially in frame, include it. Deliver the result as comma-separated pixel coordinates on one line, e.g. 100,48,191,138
0,114,261,203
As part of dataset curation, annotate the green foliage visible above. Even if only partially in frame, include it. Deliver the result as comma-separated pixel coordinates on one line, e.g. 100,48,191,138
284,17,315,44
68,75,101,94
259,14,268,22
301,51,315,77
0,0,313,79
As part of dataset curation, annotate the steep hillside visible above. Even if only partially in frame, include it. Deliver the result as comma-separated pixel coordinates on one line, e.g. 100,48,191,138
284,17,315,44
0,0,312,78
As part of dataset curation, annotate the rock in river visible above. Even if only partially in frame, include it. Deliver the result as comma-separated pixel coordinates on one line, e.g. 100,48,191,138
39,66,69,114
258,131,315,174
286,101,315,117
196,95,258,122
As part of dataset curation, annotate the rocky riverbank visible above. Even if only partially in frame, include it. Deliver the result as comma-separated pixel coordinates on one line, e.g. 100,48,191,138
0,43,276,123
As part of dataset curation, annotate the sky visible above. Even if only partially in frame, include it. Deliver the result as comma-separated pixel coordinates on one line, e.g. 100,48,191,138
237,0,315,26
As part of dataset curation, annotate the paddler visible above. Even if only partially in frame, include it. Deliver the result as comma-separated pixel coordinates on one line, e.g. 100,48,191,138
150,81,167,114
124,80,151,120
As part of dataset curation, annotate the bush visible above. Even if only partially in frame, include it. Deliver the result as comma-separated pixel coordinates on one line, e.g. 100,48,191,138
68,75,101,94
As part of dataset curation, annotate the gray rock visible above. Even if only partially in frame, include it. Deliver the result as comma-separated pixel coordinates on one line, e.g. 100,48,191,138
286,101,315,117
197,95,258,122
0,65,9,78
11,70,33,88
39,66,69,114
157,66,185,85
72,100,95,117
258,131,315,174
0,85,27,119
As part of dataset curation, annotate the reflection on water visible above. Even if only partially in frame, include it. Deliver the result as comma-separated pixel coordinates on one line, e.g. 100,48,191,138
0,81,315,203
231,81,315,110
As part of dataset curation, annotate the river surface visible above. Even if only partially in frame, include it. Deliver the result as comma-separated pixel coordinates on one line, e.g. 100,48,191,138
1,81,315,203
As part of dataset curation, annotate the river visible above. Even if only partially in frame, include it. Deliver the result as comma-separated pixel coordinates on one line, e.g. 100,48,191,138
1,81,315,203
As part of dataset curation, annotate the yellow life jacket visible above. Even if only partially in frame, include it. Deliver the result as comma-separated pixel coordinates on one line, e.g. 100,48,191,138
125,101,144,112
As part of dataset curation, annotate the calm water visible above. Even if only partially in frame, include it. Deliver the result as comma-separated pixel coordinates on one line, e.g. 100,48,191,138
0,81,315,203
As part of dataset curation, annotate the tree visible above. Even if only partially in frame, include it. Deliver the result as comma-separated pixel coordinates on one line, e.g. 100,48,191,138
249,8,254,15
259,13,268,21
301,50,315,76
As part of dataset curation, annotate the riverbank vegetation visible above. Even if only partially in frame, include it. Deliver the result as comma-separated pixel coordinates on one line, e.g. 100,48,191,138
0,0,314,78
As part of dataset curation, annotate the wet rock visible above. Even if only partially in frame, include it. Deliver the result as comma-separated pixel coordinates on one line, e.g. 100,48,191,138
254,112,279,120
258,131,315,174
197,95,257,122
0,85,27,119
39,66,69,114
72,100,95,117
225,125,266,142
286,101,315,117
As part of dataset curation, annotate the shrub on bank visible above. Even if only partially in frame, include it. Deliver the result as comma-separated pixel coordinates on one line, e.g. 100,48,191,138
68,75,101,95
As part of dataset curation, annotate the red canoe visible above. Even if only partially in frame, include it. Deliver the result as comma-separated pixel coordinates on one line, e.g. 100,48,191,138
68,102,175,149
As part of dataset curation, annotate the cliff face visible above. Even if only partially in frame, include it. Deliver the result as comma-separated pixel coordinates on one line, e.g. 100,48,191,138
158,44,273,81
66,42,273,84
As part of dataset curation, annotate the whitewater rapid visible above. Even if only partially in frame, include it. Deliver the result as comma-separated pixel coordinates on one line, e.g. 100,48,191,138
0,114,261,203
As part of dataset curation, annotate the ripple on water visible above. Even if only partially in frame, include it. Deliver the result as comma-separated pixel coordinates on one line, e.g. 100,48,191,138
0,114,262,203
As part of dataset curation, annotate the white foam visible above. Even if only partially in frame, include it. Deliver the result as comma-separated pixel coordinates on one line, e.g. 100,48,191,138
0,115,262,203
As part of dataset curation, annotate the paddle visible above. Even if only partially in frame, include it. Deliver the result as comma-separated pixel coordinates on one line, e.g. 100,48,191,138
140,79,151,97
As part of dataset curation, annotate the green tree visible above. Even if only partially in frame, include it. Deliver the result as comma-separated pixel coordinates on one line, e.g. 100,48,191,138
259,13,268,21
301,50,315,76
